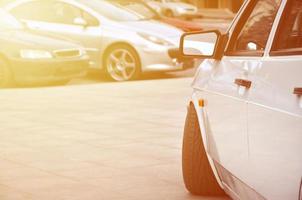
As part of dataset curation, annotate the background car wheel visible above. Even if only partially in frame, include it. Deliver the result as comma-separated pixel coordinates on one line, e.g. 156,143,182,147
103,44,140,82
182,103,225,196
0,59,13,88
164,9,174,17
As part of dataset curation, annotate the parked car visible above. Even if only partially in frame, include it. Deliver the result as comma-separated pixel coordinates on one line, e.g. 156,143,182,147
0,9,88,87
145,0,198,17
180,0,302,199
5,0,185,82
114,0,202,32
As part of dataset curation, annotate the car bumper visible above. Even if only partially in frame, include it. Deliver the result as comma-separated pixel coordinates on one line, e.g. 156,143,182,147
138,45,185,72
10,57,89,84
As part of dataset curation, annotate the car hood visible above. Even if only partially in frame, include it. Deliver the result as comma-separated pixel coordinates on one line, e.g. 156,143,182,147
119,20,183,38
0,29,81,51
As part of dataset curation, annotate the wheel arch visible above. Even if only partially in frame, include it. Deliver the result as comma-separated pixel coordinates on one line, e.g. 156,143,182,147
190,92,224,189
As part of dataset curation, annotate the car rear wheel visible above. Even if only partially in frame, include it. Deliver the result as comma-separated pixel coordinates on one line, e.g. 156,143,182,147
104,44,140,82
182,103,225,196
0,59,13,88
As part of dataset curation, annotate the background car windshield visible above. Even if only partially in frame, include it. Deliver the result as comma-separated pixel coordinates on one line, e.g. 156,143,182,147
165,0,182,2
113,1,157,20
77,0,150,21
0,10,22,30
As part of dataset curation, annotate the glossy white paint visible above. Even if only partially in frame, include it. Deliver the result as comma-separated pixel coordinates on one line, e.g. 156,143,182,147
192,58,252,192
189,0,302,199
5,0,184,72
247,55,302,200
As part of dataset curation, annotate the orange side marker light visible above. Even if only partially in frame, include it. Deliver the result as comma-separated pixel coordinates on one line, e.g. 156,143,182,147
198,99,205,107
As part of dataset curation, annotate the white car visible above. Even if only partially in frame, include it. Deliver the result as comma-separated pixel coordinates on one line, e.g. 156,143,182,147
146,0,198,17
180,0,302,199
5,0,184,81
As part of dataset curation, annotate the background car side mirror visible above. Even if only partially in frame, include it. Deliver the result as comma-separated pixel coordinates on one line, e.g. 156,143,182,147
180,30,226,60
73,17,88,27
19,19,29,30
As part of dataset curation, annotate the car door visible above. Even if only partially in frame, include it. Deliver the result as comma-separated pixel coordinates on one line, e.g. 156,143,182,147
9,0,102,68
246,0,302,199
200,0,282,198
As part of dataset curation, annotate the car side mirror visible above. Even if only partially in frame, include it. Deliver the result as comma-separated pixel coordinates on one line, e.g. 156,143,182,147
180,30,225,60
73,17,88,27
19,19,29,30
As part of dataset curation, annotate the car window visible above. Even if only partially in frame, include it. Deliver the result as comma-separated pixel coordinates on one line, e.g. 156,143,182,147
227,0,281,56
52,2,82,24
165,0,182,2
10,1,99,26
10,1,56,22
77,0,151,21
271,0,302,56
113,1,157,20
54,2,99,26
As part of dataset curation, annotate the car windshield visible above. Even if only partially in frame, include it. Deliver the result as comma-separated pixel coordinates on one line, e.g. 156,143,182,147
77,0,153,21
113,1,158,20
0,9,23,30
165,0,182,2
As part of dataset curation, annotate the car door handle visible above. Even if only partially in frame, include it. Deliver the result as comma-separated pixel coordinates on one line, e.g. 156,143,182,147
235,79,252,89
293,88,302,96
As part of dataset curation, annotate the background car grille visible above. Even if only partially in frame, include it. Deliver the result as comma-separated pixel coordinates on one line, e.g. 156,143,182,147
54,49,81,58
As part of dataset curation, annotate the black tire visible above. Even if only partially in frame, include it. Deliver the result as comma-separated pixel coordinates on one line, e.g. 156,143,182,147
182,103,225,196
103,44,140,82
0,59,13,88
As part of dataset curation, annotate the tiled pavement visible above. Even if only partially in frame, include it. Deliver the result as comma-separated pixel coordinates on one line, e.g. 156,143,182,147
0,78,230,200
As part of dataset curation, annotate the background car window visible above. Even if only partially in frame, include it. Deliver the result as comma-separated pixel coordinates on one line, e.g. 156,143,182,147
77,0,150,21
271,0,302,55
10,1,56,22
11,1,99,26
166,0,182,2
82,11,99,26
114,2,157,20
227,0,281,56
52,2,82,24
55,2,99,26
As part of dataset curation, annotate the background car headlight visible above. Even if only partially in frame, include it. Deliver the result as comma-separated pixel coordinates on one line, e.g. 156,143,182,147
138,33,173,46
20,49,53,59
